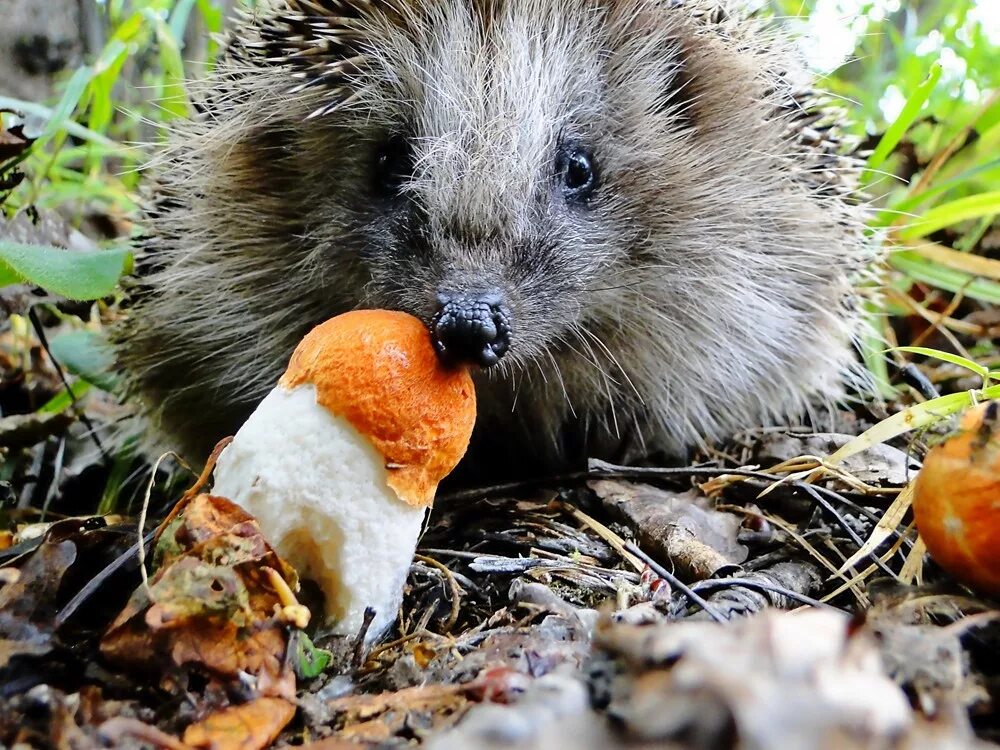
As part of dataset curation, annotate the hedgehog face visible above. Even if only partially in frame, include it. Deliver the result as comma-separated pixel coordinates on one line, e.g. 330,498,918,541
124,0,864,461
301,0,650,374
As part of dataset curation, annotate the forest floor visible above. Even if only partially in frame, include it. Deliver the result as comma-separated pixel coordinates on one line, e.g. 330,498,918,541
2,279,999,748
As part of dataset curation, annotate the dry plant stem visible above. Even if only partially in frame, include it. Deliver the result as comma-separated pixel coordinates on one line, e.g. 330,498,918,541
27,306,109,461
559,503,645,573
744,507,870,607
907,285,970,354
802,484,912,547
759,456,901,498
838,482,915,574
905,89,1000,200
820,529,912,603
414,554,463,632
364,631,427,666
796,483,899,579
690,577,838,611
623,540,728,623
439,465,781,505
153,435,233,543
886,287,982,338
899,527,926,586
352,607,376,672
138,450,187,598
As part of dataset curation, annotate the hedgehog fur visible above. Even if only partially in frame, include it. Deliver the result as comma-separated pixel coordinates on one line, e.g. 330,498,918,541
116,0,873,476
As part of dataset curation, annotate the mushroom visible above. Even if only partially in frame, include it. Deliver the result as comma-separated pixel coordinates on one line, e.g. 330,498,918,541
912,400,1000,596
212,310,476,640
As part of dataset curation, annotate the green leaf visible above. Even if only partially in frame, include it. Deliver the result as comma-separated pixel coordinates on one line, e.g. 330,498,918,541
292,631,332,680
829,384,1000,465
0,97,120,148
150,11,192,119
890,346,990,384
898,191,1000,240
875,157,1000,225
169,0,200,46
0,242,131,300
889,250,1000,304
0,264,22,287
39,380,92,414
49,330,119,392
861,308,897,400
39,65,94,142
864,63,942,183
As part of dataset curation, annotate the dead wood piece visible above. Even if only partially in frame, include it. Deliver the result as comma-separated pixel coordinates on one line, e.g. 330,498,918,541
591,479,746,582
753,431,920,486
0,411,74,449
688,561,825,619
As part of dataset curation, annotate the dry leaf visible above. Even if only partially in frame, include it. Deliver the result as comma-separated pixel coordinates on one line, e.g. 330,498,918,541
183,696,296,750
101,494,300,698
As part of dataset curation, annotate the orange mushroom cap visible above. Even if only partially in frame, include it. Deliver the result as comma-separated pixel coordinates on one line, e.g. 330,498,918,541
912,401,1000,595
279,310,476,508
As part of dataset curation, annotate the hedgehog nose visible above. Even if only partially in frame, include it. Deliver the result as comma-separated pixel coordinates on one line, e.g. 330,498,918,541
431,291,512,368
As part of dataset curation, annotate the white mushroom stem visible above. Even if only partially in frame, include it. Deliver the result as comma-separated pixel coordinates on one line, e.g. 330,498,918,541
212,383,425,641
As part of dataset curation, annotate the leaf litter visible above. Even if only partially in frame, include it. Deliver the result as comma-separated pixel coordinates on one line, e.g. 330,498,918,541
1,376,999,748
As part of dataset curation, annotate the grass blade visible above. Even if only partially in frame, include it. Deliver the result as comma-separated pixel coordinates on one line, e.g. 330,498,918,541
864,63,942,183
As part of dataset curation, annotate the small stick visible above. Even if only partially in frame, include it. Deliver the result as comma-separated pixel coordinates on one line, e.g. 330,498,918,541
414,554,462,632
690,577,841,611
623,540,728,624
152,436,233,543
351,607,376,671
28,306,109,462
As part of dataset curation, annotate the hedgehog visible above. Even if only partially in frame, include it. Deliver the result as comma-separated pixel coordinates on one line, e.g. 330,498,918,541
116,0,871,478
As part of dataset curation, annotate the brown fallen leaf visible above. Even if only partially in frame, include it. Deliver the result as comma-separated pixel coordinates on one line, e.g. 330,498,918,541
183,696,296,750
101,492,304,750
0,121,30,160
102,495,298,688
330,684,469,743
298,739,376,750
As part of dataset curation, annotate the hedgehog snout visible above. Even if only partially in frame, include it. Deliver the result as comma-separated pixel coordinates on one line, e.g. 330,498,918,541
430,290,512,369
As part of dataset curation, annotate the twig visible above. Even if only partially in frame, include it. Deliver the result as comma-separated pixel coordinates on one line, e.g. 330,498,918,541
351,607,376,671
691,577,841,611
795,483,899,580
439,463,802,505
623,541,728,624
557,502,645,573
27,307,109,462
414,554,463,632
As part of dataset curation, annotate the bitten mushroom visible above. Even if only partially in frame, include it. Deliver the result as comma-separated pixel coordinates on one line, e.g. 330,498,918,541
212,310,476,639
912,400,1000,596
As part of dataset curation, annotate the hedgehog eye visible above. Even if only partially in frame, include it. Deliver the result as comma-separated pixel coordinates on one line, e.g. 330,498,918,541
374,136,414,196
556,146,597,201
